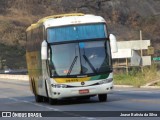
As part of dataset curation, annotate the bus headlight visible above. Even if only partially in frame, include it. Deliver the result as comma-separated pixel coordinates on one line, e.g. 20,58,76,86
98,78,113,85
51,84,67,88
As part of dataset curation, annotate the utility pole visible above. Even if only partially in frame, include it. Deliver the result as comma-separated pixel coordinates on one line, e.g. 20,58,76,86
140,30,143,72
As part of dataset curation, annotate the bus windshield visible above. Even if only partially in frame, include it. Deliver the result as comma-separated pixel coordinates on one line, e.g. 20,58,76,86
47,23,107,43
49,40,112,77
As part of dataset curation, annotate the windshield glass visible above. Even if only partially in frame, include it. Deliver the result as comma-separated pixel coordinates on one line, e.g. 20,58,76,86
49,43,81,76
47,23,106,43
80,41,111,74
49,40,111,77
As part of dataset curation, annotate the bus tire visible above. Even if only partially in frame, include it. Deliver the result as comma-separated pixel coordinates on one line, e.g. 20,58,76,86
31,78,35,95
35,94,43,103
98,94,107,102
33,80,43,102
43,97,49,102
49,98,57,105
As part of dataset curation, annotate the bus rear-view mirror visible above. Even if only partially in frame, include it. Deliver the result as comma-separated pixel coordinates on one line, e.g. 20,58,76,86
109,34,118,53
41,40,48,60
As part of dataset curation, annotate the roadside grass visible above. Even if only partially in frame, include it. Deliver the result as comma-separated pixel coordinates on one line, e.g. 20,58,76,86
114,64,159,87
157,82,160,86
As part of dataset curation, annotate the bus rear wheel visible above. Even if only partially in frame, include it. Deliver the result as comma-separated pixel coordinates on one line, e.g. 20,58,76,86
32,79,43,102
98,94,107,102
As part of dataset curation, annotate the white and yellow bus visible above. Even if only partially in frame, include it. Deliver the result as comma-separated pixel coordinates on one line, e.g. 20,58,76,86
26,13,117,104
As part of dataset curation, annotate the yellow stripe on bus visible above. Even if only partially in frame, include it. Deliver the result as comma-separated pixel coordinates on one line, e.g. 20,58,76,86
54,77,91,83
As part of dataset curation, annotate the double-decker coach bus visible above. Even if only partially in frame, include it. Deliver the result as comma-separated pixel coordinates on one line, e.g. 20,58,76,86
26,13,117,104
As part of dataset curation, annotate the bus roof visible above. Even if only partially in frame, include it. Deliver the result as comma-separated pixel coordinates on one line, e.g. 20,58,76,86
26,13,106,32
26,13,84,32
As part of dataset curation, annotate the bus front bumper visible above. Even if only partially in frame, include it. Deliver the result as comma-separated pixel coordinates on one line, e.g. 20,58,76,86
50,82,113,99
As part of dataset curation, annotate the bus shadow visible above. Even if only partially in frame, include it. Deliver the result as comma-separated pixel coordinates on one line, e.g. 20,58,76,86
42,95,125,106
54,98,99,106
9,94,126,106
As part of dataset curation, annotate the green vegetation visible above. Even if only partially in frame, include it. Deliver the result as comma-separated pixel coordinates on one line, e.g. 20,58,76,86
157,82,160,86
0,43,26,69
114,65,159,87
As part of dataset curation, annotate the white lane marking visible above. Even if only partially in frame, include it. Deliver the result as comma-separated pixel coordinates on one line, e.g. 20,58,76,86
8,97,19,102
0,94,61,111
86,117,98,120
115,90,159,94
1,94,99,120
21,100,60,111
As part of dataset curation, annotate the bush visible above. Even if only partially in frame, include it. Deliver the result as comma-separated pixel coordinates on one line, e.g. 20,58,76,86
0,43,26,69
114,64,158,87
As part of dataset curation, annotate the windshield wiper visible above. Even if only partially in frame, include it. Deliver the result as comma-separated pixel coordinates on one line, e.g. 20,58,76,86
83,55,97,73
67,56,78,75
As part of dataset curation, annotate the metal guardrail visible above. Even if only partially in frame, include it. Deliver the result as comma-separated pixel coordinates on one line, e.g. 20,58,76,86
0,69,28,75
0,74,29,81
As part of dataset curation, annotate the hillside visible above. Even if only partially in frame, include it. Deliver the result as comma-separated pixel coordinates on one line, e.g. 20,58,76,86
0,0,160,69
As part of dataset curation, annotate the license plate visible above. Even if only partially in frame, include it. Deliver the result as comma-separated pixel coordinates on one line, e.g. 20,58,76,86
79,89,89,94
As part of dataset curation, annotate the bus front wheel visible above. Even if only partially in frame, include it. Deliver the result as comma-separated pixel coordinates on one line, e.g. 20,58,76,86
49,98,58,105
98,94,107,102
35,94,43,102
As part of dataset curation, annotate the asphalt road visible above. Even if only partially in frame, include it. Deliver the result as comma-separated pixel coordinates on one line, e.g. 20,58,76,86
0,78,160,120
